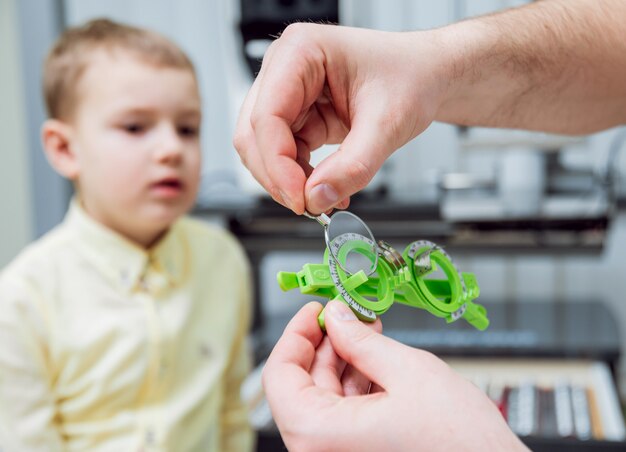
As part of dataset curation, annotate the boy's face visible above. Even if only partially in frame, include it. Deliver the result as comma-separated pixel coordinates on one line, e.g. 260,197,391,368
68,51,202,246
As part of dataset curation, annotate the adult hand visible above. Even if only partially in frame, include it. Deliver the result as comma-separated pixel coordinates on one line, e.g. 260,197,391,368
234,24,449,214
263,300,527,451
234,2,626,216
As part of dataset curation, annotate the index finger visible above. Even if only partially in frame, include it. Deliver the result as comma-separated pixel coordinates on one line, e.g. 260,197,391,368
251,30,328,214
233,80,275,197
262,302,325,409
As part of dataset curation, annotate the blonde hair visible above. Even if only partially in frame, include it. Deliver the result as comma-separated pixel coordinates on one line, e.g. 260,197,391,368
43,18,196,120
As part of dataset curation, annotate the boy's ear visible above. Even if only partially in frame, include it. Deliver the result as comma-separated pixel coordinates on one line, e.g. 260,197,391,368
41,119,80,180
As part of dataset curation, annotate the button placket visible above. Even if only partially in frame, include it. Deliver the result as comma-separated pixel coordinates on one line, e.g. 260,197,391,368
145,428,155,445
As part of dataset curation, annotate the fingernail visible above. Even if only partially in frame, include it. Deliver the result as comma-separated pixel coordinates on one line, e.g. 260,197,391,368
278,190,292,210
308,184,339,212
327,301,357,321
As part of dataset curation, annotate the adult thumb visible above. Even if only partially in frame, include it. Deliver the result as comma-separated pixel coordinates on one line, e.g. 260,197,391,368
304,119,397,214
324,300,412,389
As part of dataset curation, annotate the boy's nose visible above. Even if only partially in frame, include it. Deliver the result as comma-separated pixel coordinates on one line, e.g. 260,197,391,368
155,124,184,165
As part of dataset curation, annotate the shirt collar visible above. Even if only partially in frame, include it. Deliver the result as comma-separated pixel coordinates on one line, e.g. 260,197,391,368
64,199,185,292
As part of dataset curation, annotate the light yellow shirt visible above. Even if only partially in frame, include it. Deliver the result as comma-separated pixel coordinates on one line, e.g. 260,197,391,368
0,201,253,452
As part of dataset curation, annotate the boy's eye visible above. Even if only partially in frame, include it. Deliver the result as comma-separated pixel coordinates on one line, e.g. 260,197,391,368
123,123,145,134
178,125,199,137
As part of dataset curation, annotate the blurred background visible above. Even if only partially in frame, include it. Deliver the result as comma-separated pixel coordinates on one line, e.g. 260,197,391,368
2,0,626,449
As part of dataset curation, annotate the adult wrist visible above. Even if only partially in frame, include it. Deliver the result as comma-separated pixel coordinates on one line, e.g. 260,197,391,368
430,19,496,124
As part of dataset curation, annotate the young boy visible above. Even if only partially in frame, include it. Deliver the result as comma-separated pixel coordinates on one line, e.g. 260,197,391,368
0,19,253,451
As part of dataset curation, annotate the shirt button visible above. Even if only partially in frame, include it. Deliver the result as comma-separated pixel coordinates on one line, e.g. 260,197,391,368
120,270,129,284
199,342,212,359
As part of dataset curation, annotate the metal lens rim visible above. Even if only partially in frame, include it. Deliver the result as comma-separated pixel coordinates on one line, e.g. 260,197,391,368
324,211,379,277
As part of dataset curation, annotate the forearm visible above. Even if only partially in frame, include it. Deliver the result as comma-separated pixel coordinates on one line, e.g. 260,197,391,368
221,258,253,452
434,0,626,134
0,281,64,451
220,343,253,452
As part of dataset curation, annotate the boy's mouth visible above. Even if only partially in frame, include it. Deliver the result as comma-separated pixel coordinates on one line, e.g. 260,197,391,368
151,177,184,197
156,178,182,188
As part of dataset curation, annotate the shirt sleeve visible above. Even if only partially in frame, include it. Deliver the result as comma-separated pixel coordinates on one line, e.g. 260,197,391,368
219,248,254,452
0,276,64,452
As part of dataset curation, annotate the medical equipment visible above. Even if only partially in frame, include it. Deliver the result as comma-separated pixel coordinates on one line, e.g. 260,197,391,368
277,211,489,330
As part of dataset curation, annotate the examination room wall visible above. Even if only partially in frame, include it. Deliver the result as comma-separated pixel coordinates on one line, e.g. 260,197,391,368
0,0,33,267
4,0,626,401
